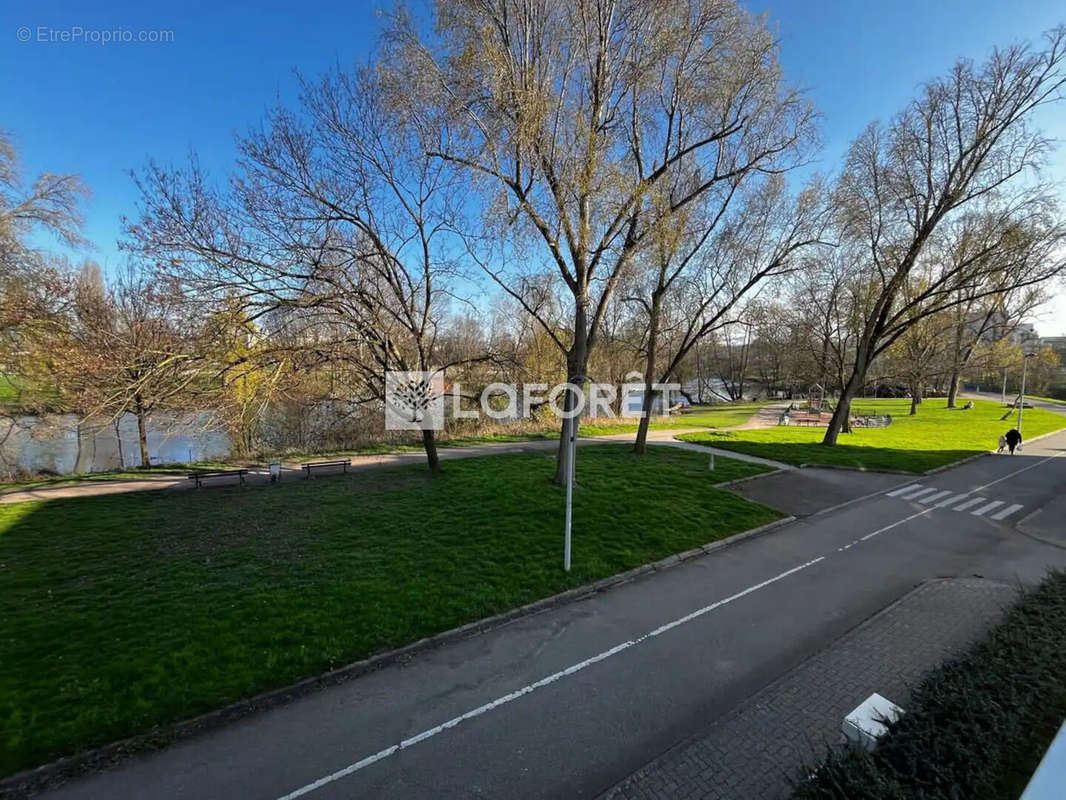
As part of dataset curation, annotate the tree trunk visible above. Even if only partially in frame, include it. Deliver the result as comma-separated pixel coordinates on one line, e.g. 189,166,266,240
421,428,441,477
114,419,125,470
909,383,921,415
634,292,663,455
822,353,869,445
553,301,590,485
134,396,150,468
946,369,961,409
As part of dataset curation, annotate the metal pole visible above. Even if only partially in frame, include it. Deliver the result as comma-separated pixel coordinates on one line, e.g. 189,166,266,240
1017,355,1030,434
564,412,575,572
1001,369,1006,405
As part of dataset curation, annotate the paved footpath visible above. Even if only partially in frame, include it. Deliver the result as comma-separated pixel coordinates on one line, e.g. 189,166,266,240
24,430,1066,800
0,432,788,506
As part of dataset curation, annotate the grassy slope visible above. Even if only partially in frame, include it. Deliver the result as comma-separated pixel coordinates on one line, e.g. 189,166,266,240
0,444,777,777
581,402,767,436
679,398,1066,472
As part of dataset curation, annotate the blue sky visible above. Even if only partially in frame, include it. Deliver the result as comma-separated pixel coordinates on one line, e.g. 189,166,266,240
2,0,1065,333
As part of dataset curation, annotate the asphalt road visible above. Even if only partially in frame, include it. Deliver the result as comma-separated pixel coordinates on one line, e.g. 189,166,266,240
39,430,1066,800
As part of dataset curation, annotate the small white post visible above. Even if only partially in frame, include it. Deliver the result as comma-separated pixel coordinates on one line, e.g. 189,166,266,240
709,450,715,471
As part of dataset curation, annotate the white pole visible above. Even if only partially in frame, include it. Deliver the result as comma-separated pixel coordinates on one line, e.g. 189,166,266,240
564,412,575,572
1017,355,1030,434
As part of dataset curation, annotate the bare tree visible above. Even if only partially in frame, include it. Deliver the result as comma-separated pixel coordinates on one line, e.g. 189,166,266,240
627,176,829,451
45,263,206,467
822,28,1066,444
126,63,479,475
0,130,89,393
397,0,816,480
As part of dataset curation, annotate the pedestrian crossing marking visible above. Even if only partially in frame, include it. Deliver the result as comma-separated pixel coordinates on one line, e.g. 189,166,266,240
935,493,967,507
905,487,938,500
887,484,922,497
990,503,1024,520
951,496,986,512
887,486,1025,522
972,500,1004,516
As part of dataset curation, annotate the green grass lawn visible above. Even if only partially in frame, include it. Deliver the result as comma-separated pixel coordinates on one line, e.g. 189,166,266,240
581,402,768,436
679,398,1066,473
0,444,777,777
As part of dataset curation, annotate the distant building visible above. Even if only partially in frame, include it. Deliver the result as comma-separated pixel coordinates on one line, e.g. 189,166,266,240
1011,323,1040,349
1041,336,1066,362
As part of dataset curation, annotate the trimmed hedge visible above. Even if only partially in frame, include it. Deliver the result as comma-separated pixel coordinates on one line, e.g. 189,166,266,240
793,572,1066,800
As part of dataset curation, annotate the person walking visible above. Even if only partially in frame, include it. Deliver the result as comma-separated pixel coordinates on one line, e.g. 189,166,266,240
1004,428,1022,455
997,434,1007,453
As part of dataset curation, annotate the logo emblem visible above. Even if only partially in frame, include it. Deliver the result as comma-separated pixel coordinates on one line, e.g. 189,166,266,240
385,371,445,430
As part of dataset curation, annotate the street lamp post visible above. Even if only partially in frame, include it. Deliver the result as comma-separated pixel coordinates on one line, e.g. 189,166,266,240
564,412,576,572
1017,352,1035,434
563,376,586,573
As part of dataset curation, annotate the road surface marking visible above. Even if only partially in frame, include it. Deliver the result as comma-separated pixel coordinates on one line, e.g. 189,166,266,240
951,496,986,512
974,451,1063,490
276,448,1064,800
887,484,923,497
275,556,825,800
904,487,938,500
920,490,953,505
990,503,1024,520
972,500,1004,516
859,507,934,541
935,493,968,507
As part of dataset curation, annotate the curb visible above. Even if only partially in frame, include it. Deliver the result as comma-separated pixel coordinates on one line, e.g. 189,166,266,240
0,514,796,799
797,462,916,475
712,468,787,488
923,452,988,475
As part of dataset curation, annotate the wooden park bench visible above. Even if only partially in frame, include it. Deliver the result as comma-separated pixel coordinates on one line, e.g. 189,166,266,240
188,468,248,488
300,459,351,478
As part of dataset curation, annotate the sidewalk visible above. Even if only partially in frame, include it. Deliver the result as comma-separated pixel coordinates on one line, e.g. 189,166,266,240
0,439,560,505
589,428,794,470
600,578,1017,800
0,431,791,505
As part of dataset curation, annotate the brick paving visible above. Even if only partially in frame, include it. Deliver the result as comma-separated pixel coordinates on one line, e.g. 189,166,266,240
601,578,1018,800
